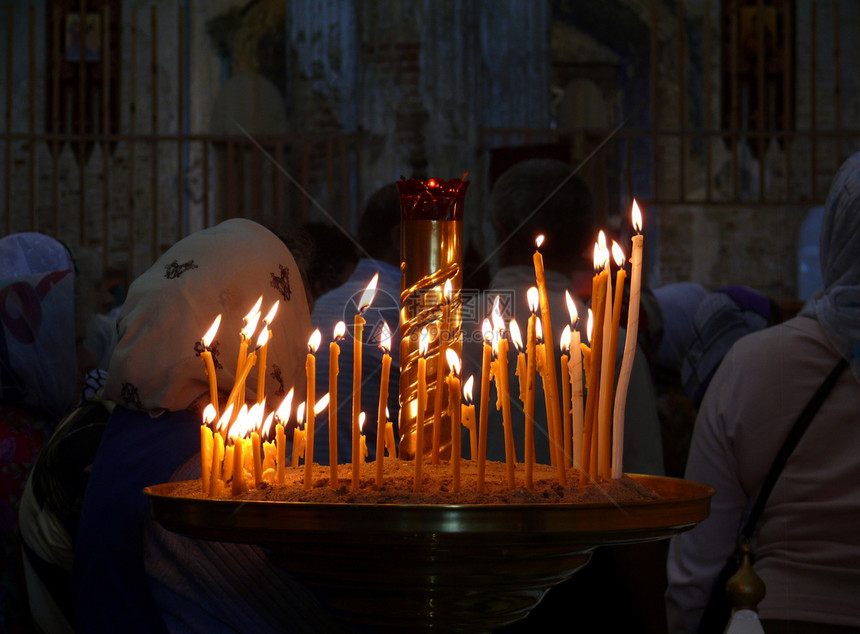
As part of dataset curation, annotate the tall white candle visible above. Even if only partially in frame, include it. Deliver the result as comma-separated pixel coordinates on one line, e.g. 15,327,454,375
612,200,644,478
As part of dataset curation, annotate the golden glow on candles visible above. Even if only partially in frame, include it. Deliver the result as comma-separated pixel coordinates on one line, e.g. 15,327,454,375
376,321,392,487
414,327,430,493
275,389,292,484
566,294,584,472
353,274,377,490
582,243,609,483
491,297,516,489
201,405,216,496
509,318,526,403
445,348,462,492
304,330,320,489
477,318,493,493
255,326,270,404
201,315,221,418
560,326,572,472
462,375,477,460
431,279,454,464
532,239,564,484
263,300,279,326
613,200,644,478
359,412,368,464
329,321,345,489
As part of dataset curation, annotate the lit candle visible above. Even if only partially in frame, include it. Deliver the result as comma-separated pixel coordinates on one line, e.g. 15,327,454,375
477,319,493,493
535,318,553,465
597,233,614,478
210,430,225,496
200,404,216,496
293,401,306,468
612,200,644,478
445,348,462,492
354,274,379,490
533,236,564,485
329,321,345,489
256,301,279,404
524,289,539,489
234,298,262,412
462,376,477,460
491,297,516,489
376,321,392,487
304,329,321,489
565,291,584,472
201,315,221,418
509,319,526,405
582,243,609,483
275,388,293,484
414,327,429,493
384,406,397,460
231,437,245,495
598,242,626,478
432,280,453,464
559,326,572,474
359,412,368,465
224,344,259,438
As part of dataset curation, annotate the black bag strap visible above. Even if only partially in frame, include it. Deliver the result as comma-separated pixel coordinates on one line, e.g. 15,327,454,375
739,357,849,542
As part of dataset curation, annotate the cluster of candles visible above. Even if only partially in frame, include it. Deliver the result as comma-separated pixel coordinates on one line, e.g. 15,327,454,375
198,200,644,496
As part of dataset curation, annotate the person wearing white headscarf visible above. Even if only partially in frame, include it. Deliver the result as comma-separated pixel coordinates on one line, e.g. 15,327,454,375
72,219,343,632
666,152,860,632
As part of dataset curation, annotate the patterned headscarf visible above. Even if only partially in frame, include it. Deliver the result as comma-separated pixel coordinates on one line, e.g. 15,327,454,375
103,218,312,414
802,150,860,379
0,233,77,419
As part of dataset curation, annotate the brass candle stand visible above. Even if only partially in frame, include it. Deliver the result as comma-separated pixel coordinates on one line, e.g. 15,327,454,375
397,177,468,461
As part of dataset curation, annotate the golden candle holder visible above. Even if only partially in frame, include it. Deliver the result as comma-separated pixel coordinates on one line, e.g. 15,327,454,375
145,473,713,631
397,177,468,461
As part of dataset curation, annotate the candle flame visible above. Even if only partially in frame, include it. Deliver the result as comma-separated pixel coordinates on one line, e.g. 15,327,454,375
593,242,602,271
216,403,234,432
482,318,493,343
385,405,391,420
587,309,594,344
276,388,294,424
463,375,474,404
359,411,367,431
262,411,275,436
535,234,545,249
491,296,505,333
536,316,544,343
333,321,346,340
263,300,279,325
202,315,221,347
296,402,306,428
358,273,379,313
565,290,578,324
612,241,625,267
242,310,261,341
244,296,263,325
231,404,249,438
509,318,523,352
527,286,540,314
561,324,571,355
379,321,391,353
445,348,461,376
598,230,607,250
419,326,429,356
257,326,270,349
443,278,453,302
248,402,264,432
308,328,321,353
632,199,643,233
203,403,217,425
315,393,330,415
